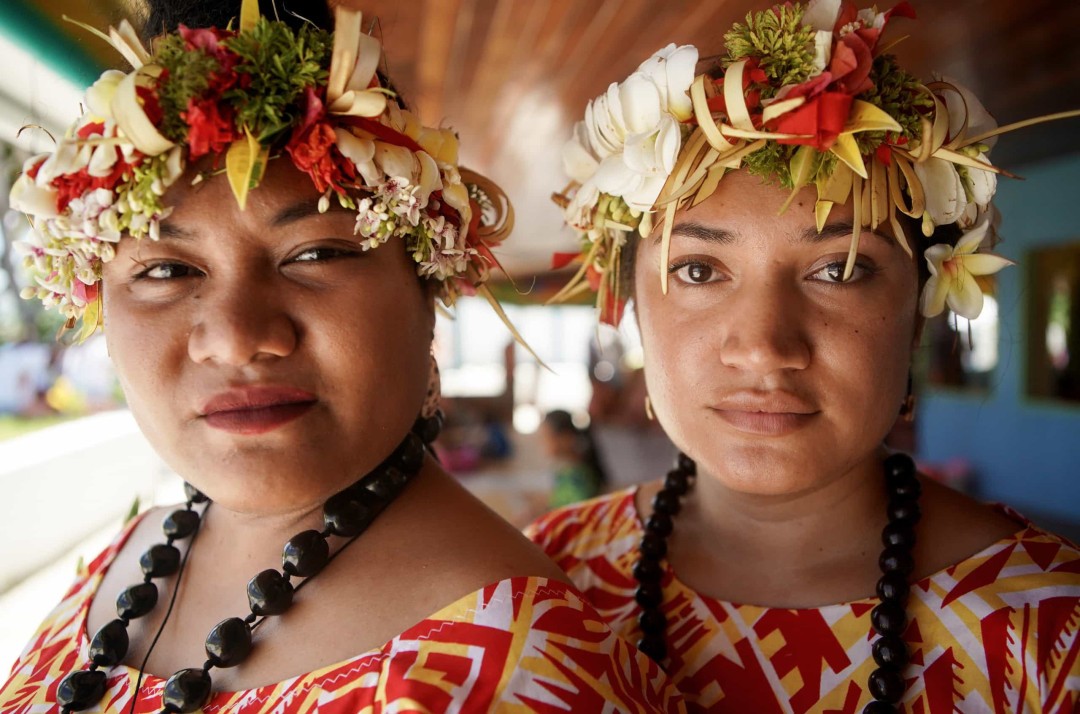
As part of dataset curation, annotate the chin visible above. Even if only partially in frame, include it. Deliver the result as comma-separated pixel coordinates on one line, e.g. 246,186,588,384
681,424,828,497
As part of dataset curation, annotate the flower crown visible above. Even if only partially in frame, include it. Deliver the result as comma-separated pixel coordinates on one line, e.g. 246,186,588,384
551,0,1079,325
10,0,516,341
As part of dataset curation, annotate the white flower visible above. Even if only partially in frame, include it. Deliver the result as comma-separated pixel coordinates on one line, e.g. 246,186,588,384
84,70,126,121
802,0,841,32
631,43,698,121
913,153,996,231
920,218,1013,319
10,173,59,218
562,44,698,221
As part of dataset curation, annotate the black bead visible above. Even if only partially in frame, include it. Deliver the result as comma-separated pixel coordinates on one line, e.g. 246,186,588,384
393,433,426,472
876,571,909,603
879,545,914,577
862,702,897,714
88,618,130,667
161,668,213,713
888,474,921,501
413,412,443,444
881,521,916,549
637,635,667,662
640,533,668,560
633,557,663,583
56,669,108,710
246,569,294,616
887,498,921,524
183,483,209,504
638,608,667,634
116,582,159,619
205,617,253,668
883,452,915,480
663,470,690,497
676,452,696,475
162,509,201,540
634,582,663,608
652,490,681,516
871,601,907,637
872,634,909,669
645,512,673,538
868,667,905,703
282,530,330,577
365,467,408,501
139,544,181,578
322,491,379,538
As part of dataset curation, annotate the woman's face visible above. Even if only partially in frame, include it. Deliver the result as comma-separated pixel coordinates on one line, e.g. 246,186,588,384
101,160,434,514
635,170,919,495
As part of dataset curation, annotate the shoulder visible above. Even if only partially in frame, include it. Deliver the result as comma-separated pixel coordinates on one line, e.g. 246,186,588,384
915,478,1040,580
525,486,642,558
379,575,683,712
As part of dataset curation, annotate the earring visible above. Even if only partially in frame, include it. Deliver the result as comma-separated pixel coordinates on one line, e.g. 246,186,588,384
422,353,441,419
644,395,655,421
898,372,916,422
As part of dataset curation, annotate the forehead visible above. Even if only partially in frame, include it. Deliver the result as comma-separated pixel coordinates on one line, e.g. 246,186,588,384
675,169,857,234
160,158,342,231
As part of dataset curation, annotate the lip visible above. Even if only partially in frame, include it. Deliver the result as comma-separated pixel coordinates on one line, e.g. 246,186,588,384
199,386,318,435
709,391,818,436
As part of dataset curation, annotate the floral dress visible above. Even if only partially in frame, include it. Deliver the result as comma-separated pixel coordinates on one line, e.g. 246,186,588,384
527,488,1080,713
1,515,684,713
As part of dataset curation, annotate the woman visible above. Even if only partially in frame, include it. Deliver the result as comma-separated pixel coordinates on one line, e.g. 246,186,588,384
0,1,683,711
528,2,1080,712
540,409,607,509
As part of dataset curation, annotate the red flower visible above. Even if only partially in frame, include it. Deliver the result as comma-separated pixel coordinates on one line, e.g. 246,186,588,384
830,32,875,95
285,88,357,194
52,158,132,212
772,91,854,151
183,98,239,159
135,86,164,126
72,280,99,306
287,122,356,194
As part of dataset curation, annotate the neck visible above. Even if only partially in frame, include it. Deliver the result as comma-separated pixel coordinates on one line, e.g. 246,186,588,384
671,446,890,605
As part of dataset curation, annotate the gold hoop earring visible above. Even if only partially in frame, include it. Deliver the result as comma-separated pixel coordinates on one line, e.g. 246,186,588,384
644,395,655,421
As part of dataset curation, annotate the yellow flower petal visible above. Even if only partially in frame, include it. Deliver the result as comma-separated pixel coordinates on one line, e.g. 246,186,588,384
962,253,1013,276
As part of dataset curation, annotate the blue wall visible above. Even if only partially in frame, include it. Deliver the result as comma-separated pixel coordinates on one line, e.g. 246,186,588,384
917,154,1080,522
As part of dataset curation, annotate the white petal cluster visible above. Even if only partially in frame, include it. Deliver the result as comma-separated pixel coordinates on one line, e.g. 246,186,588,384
562,44,698,228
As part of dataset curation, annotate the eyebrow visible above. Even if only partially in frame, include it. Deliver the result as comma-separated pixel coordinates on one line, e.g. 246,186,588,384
660,220,893,246
156,198,350,239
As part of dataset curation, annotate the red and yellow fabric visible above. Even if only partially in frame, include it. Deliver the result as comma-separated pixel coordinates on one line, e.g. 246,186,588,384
527,488,1080,714
0,515,684,713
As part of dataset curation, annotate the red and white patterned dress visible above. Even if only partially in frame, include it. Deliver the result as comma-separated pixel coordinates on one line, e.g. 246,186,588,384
0,515,685,713
526,488,1080,714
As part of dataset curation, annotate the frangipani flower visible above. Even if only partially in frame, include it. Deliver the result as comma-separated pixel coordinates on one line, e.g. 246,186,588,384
561,44,698,222
920,218,1012,319
913,152,996,231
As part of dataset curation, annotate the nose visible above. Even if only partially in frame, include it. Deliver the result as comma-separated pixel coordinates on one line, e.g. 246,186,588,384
718,277,811,375
187,274,298,367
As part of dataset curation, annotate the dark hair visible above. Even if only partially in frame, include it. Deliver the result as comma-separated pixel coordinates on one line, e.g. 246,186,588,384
543,410,608,489
139,0,333,41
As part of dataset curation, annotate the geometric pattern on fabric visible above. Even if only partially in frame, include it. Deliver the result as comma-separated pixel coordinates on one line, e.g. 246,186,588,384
1,514,685,713
526,488,1080,714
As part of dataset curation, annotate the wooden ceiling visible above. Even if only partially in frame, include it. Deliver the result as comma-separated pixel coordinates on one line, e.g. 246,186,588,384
26,0,1080,271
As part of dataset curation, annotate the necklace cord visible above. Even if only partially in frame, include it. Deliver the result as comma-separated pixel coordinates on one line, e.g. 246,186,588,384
128,501,210,714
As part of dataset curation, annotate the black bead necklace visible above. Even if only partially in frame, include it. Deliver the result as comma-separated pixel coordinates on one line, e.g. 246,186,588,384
633,452,921,714
58,413,443,714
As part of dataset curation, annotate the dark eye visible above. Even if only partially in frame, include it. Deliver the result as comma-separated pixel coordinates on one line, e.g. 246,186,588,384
672,261,721,285
136,263,196,280
289,246,356,263
809,261,873,284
